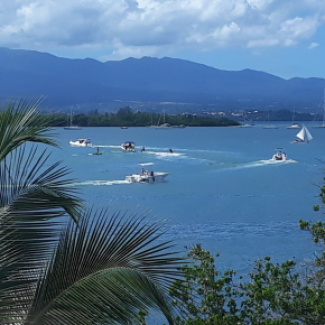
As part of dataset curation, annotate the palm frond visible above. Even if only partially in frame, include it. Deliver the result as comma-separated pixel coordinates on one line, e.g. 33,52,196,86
0,99,57,162
0,145,83,323
27,209,184,325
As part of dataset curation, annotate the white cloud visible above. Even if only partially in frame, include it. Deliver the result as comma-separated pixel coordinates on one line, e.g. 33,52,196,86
308,42,319,49
0,0,324,60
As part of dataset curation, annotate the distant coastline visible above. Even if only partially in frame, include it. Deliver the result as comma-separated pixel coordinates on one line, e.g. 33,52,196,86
48,108,240,128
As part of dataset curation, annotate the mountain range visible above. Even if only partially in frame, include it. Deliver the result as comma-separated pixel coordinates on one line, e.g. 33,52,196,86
0,47,324,113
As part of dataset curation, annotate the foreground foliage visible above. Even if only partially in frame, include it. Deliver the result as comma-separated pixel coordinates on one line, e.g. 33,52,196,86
0,101,183,325
167,244,325,325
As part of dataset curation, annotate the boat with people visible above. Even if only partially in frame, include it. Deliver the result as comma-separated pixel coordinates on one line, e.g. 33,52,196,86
271,148,287,161
69,138,92,147
121,141,136,151
293,124,313,143
125,163,168,184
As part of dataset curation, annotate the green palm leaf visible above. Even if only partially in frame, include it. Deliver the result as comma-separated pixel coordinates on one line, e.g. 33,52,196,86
0,145,82,323
26,209,184,325
0,99,57,162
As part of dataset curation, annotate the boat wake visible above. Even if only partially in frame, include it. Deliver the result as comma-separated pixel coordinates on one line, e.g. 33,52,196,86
145,151,185,158
235,159,298,169
74,180,130,186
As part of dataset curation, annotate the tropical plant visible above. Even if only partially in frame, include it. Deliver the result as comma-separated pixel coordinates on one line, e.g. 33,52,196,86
0,100,183,325
169,244,325,325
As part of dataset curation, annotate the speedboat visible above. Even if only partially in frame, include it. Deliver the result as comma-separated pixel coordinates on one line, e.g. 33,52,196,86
125,163,168,184
121,141,136,152
69,138,92,147
271,148,287,161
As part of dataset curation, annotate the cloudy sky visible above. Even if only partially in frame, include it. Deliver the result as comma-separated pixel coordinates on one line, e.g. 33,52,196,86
1,0,325,79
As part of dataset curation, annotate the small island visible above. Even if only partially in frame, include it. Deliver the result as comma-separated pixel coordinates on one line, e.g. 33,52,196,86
48,107,240,128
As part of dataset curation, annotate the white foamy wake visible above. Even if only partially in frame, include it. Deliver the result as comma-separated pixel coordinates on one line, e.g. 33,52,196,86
145,151,185,158
73,180,130,186
234,159,298,169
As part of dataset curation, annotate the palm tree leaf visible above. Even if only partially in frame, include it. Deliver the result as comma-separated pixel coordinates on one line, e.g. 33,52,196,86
26,209,184,325
0,99,57,162
0,145,82,322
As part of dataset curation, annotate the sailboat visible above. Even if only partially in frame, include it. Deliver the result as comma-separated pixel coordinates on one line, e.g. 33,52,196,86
263,110,278,129
313,89,325,128
293,124,313,143
156,110,171,129
240,109,254,128
286,108,301,129
64,109,82,130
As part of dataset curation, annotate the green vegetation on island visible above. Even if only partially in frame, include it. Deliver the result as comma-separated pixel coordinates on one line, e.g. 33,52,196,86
50,106,239,127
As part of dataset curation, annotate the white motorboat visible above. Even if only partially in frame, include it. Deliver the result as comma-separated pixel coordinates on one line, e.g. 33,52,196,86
271,148,287,161
69,138,92,147
293,125,313,143
287,123,301,129
125,163,168,184
240,123,253,128
121,141,136,151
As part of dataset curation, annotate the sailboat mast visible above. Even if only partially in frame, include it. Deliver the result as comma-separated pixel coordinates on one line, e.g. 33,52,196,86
322,89,325,127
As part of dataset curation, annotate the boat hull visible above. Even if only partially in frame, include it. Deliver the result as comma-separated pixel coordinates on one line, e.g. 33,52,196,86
64,126,82,130
69,140,92,147
125,172,168,184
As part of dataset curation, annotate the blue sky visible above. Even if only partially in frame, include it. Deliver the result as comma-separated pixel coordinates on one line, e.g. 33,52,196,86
1,0,325,80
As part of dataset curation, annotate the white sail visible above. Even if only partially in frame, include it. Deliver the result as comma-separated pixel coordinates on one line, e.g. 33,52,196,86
296,125,313,142
296,126,305,141
305,125,313,141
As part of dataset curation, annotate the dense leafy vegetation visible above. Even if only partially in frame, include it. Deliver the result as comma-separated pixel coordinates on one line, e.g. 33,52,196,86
50,107,239,127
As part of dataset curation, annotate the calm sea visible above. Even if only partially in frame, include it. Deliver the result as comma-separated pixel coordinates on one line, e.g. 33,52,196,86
51,122,324,274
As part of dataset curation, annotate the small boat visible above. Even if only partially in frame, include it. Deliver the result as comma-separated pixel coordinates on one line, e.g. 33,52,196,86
287,123,301,129
240,123,253,128
263,110,277,129
64,125,82,130
271,148,287,161
125,164,168,184
69,138,92,147
263,125,278,129
293,125,313,143
121,141,136,152
121,126,128,129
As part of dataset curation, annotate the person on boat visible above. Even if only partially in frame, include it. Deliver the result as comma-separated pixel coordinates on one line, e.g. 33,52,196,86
169,148,173,153
96,147,100,153
141,147,145,152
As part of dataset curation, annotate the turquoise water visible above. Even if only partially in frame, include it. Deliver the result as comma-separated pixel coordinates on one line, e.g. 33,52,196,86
52,123,324,273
